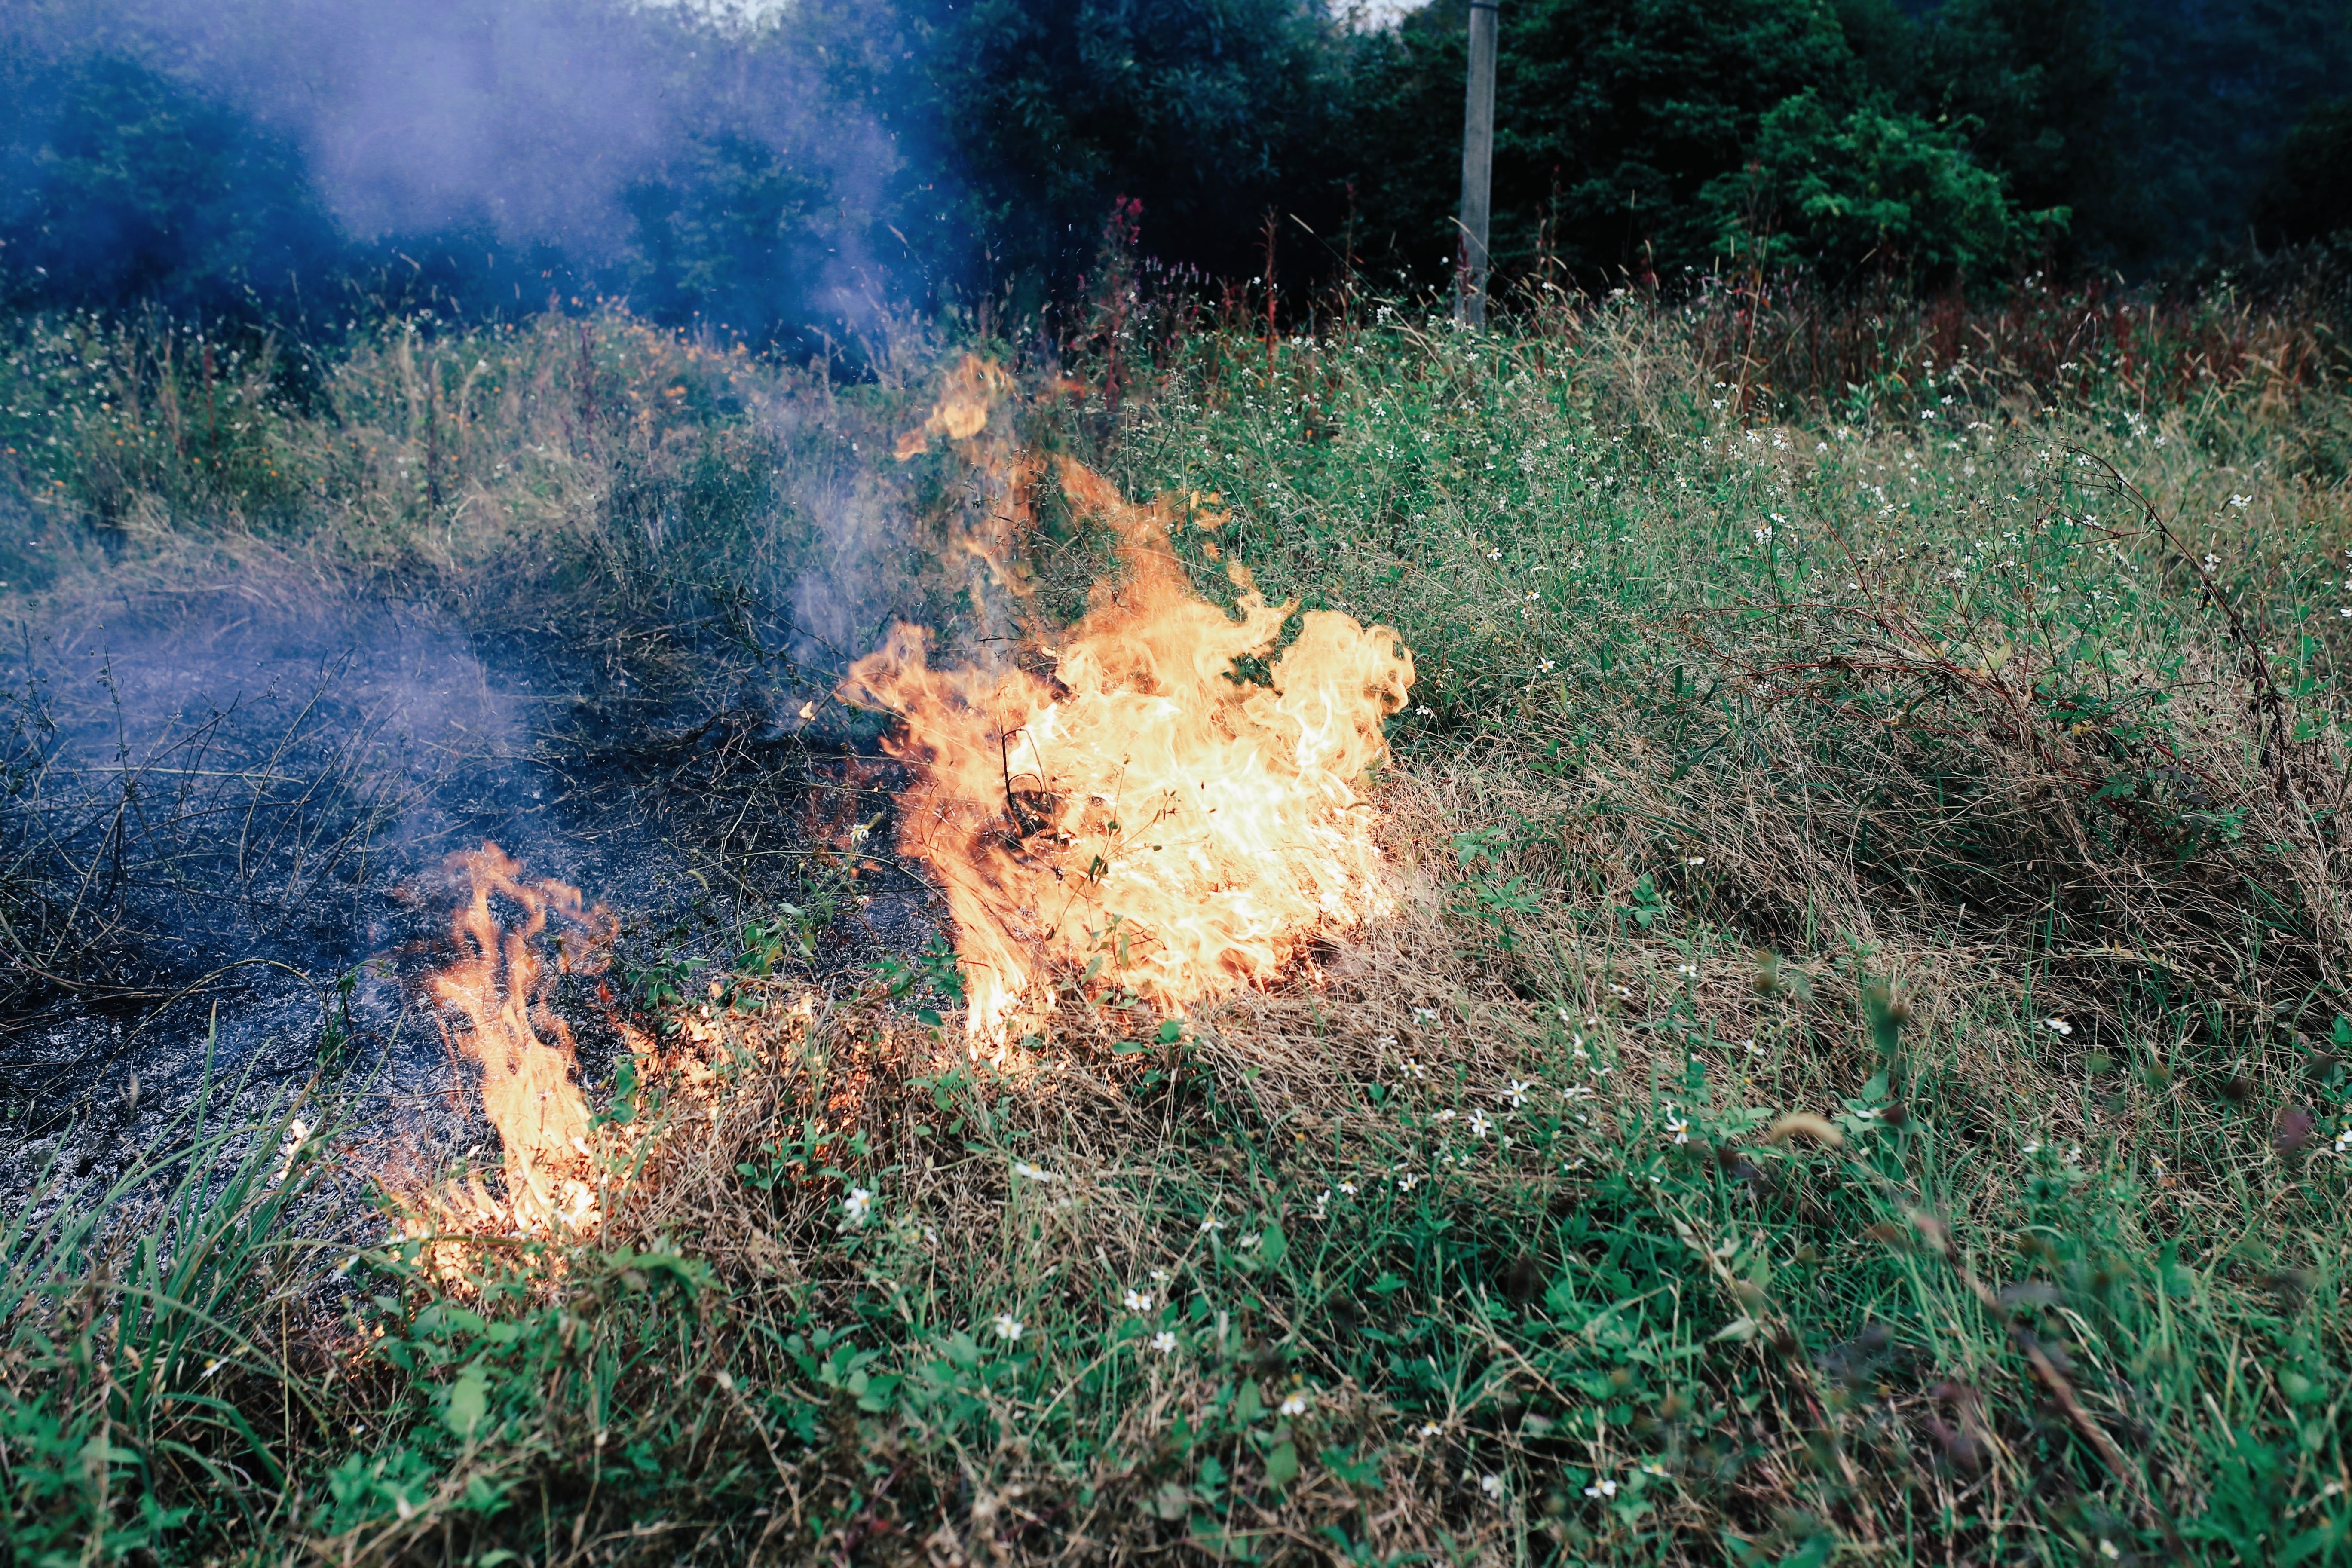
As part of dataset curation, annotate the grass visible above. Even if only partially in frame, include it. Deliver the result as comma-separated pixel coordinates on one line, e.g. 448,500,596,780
3,282,2352,1564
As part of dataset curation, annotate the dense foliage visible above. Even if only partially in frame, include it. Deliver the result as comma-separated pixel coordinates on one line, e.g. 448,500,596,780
2,0,2348,341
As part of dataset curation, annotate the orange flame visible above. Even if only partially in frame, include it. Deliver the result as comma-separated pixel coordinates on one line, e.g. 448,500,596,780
426,843,618,1232
843,433,1414,1048
894,352,1013,459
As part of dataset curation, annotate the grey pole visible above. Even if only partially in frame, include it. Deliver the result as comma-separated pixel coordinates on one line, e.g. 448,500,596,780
1455,0,1498,326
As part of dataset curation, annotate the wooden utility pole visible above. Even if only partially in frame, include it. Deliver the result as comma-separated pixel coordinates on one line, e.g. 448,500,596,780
1454,0,1498,325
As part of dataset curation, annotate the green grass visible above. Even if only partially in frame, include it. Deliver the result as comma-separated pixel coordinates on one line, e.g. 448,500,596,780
4,292,2352,1564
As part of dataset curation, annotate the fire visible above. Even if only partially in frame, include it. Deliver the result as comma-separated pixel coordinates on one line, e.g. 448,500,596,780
844,371,1415,1047
425,844,618,1232
894,352,1012,459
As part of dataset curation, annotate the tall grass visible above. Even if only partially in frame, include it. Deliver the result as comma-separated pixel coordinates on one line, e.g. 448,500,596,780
1,283,2349,1563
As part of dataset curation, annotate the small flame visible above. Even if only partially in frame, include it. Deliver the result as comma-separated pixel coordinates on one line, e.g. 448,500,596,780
426,843,617,1231
894,352,1011,459
845,423,1413,1048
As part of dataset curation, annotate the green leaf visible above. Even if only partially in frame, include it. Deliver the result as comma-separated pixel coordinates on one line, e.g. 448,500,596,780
446,1366,489,1439
1320,1445,1385,1488
1258,1223,1287,1267
1263,1440,1300,1491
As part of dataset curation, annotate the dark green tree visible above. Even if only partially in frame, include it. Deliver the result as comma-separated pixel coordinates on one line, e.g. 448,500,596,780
1902,0,2125,266
2251,97,2352,248
0,49,338,314
1698,92,2054,286
1336,0,1867,290
919,0,1344,289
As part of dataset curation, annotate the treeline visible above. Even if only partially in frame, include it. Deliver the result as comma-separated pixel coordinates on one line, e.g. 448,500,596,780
2,0,2349,349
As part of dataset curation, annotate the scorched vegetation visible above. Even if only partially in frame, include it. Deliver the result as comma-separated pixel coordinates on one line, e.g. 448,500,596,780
4,276,2352,1565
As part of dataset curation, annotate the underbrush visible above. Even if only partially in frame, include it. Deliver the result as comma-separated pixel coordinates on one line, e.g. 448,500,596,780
4,291,2352,1564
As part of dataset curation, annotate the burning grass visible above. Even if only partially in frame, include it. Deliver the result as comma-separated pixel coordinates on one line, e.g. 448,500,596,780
5,290,2352,1564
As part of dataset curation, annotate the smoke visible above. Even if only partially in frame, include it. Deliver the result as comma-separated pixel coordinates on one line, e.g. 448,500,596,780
1,0,945,339
0,591,929,1204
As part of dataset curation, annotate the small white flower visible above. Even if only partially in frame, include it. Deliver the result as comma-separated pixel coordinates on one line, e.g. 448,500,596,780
841,1187,874,1226
1684,856,1705,866
1412,1006,1439,1023
1397,1173,1418,1191
1744,1038,1759,1053
1665,1111,1691,1145
1240,1232,1262,1250
992,1313,1024,1341
1150,1330,1179,1354
2231,494,2251,508
202,1358,222,1379
1013,1160,1059,1182
1677,963,1698,976
2022,1140,2043,1156
1200,1216,1225,1232
1400,1057,1428,1080
1583,1478,1618,1498
1124,1288,1153,1312
1480,1473,1505,1499
1640,1462,1669,1477
2099,1541,2121,1561
1150,1268,1172,1283
1503,1078,1533,1107
1414,705,1433,717
1556,1007,1573,1023
2043,1018,2073,1036
1468,1111,1493,1138
1336,1181,1358,1196
1280,1392,1310,1417
1418,1421,1443,1437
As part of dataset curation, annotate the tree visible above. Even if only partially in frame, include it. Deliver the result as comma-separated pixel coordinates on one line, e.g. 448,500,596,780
1903,0,2123,266
2250,97,2352,248
0,49,337,314
919,0,1344,290
1337,0,1865,290
1699,92,2055,286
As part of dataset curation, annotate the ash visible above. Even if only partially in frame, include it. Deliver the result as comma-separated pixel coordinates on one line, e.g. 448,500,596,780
0,597,936,1215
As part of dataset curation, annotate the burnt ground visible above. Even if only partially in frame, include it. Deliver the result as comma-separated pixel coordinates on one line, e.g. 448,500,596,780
0,598,937,1209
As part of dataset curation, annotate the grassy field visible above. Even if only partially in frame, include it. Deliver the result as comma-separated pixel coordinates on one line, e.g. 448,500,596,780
4,283,2352,1565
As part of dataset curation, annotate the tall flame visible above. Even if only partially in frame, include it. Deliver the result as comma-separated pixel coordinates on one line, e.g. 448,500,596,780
845,390,1414,1047
427,843,617,1231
